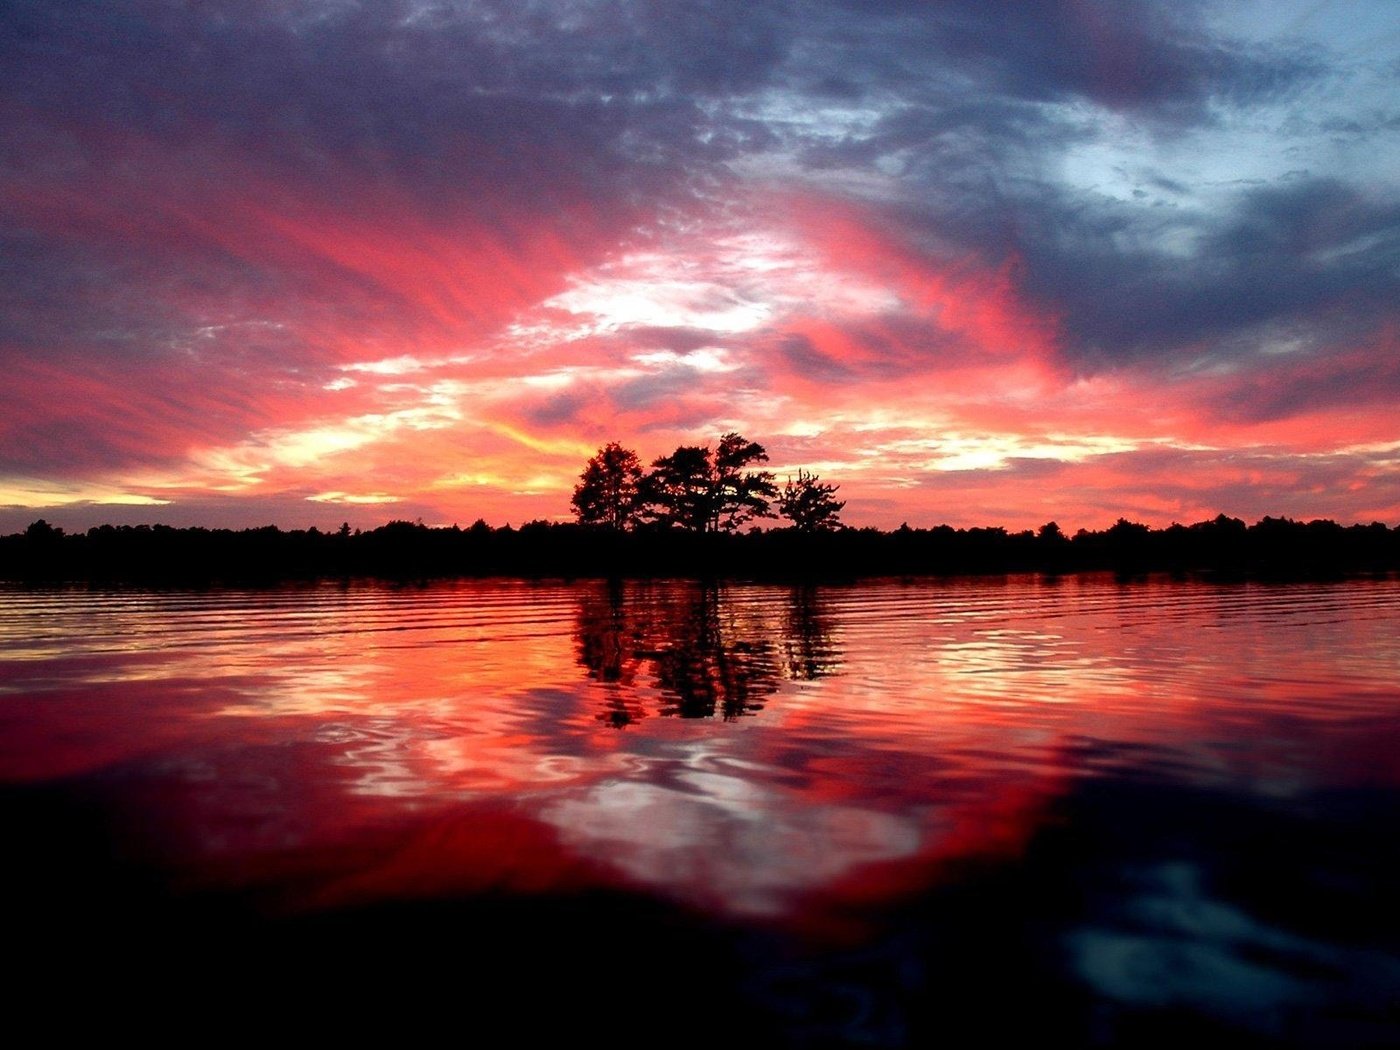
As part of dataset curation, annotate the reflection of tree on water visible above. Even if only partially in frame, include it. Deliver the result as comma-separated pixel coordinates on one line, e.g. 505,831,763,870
781,585,840,681
648,586,779,720
574,582,842,725
574,579,649,728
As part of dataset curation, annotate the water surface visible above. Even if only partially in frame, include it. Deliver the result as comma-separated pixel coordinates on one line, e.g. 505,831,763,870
2,576,1396,1045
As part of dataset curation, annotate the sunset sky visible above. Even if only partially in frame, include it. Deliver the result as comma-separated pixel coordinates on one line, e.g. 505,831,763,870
3,1,1398,533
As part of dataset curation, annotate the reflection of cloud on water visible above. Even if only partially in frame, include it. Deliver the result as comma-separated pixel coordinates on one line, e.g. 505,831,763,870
1068,861,1326,1025
542,760,921,916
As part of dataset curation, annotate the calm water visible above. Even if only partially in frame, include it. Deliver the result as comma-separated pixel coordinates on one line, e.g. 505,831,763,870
2,576,1397,1045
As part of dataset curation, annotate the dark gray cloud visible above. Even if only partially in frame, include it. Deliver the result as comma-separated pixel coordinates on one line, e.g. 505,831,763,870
0,0,784,188
773,332,856,383
914,0,1317,114
784,0,1320,121
1010,176,1400,369
624,326,736,354
716,3,1380,387
1208,337,1400,424
524,388,597,428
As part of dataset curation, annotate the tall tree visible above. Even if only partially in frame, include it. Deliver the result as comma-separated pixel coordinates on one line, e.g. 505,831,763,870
646,445,716,532
571,442,646,530
713,432,777,532
647,433,777,533
777,469,845,532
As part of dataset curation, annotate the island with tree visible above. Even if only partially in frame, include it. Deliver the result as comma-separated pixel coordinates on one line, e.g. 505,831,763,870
2,432,1398,582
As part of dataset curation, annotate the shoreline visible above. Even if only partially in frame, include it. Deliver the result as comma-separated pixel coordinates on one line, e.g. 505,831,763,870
3,513,1398,586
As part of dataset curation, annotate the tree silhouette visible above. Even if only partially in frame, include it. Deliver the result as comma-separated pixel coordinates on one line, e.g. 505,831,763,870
572,442,646,530
647,433,777,533
777,469,845,532
645,445,715,532
713,433,778,532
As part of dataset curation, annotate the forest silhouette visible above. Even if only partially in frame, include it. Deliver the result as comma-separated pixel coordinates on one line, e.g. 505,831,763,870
3,512,1397,583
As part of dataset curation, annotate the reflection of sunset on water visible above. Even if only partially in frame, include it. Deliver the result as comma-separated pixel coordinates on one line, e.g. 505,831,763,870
3,577,1397,930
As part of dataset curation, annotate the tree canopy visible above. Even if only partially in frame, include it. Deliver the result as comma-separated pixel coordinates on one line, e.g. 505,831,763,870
571,442,646,530
647,433,777,533
712,433,778,532
572,433,779,533
646,445,717,532
777,470,845,532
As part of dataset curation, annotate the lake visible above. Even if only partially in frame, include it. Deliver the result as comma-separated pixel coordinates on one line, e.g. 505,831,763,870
2,575,1397,1045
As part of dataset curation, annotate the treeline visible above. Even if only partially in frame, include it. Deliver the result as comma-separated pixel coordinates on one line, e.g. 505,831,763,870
2,514,1398,583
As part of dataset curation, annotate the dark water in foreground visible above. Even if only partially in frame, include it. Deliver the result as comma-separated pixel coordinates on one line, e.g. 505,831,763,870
2,576,1397,1045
